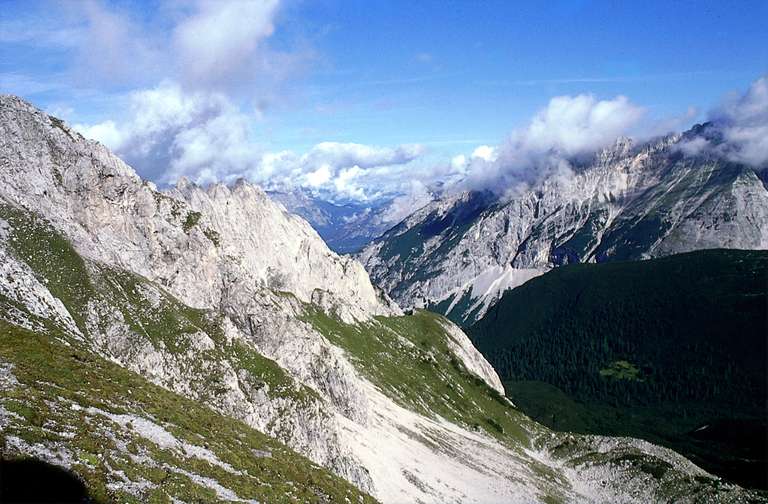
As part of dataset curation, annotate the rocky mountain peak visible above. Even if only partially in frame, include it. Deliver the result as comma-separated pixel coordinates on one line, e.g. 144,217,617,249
0,95,398,322
360,125,768,325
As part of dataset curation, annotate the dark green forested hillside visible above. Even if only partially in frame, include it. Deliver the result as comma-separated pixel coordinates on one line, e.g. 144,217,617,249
468,249,768,490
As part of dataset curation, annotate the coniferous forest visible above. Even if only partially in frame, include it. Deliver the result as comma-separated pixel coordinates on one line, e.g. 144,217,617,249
468,249,768,489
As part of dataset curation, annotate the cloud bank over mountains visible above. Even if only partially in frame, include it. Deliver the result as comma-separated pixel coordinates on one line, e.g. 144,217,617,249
445,76,767,201
76,87,654,203
55,1,767,207
710,76,768,168
75,80,427,201
64,0,427,202
76,73,768,209
455,94,646,197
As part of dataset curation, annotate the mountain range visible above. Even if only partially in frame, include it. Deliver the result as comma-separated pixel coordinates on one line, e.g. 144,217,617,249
267,189,401,254
1,95,763,502
358,130,768,325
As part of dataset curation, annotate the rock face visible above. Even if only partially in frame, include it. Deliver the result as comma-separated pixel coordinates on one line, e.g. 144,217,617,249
0,96,396,323
359,133,768,324
0,95,762,503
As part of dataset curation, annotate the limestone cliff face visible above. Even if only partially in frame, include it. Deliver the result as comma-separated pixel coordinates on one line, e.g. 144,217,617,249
360,134,768,324
0,94,393,492
0,95,397,323
0,95,759,504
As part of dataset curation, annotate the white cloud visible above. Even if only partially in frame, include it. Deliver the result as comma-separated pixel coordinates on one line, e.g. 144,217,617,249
74,119,124,149
273,143,426,201
74,81,259,183
451,154,467,171
522,94,644,154
74,82,427,199
306,164,332,187
302,142,424,170
51,0,301,97
333,166,366,200
674,75,768,169
172,0,286,90
713,75,768,167
457,94,645,195
471,145,497,162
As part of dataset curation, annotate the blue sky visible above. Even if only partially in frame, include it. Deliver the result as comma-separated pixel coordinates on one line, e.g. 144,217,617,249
275,0,766,148
1,0,766,201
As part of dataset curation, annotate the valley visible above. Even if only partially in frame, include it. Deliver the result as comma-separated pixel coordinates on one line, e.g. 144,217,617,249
467,250,768,490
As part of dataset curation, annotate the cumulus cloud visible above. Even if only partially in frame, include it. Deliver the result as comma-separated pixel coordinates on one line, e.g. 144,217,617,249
75,82,427,199
711,75,768,167
471,145,497,162
75,119,123,149
62,0,305,184
58,0,304,97
253,142,426,201
674,76,768,169
172,0,306,93
450,154,467,171
302,142,424,170
75,81,258,183
521,94,644,154
174,0,278,82
457,94,645,195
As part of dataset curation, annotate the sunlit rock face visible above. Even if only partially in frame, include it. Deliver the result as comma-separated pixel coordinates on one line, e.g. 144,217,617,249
0,95,398,323
360,133,768,325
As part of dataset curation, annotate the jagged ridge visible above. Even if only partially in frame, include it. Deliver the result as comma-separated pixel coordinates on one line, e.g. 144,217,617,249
359,135,768,325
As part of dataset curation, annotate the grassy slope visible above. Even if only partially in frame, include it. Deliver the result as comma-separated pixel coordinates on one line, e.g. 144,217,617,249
0,203,319,406
0,321,376,504
468,249,768,489
0,203,373,502
303,308,763,504
303,308,536,447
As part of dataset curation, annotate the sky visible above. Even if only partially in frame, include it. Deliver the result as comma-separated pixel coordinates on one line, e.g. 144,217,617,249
1,0,767,204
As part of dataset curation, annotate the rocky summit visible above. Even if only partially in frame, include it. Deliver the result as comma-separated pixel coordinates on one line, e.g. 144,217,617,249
0,94,763,503
359,132,768,325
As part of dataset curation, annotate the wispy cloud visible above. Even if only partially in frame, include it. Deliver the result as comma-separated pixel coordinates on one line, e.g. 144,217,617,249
0,73,67,96
452,93,646,197
477,71,716,87
677,75,768,168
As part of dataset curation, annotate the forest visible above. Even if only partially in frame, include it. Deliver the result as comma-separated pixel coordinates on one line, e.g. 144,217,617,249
468,249,768,489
